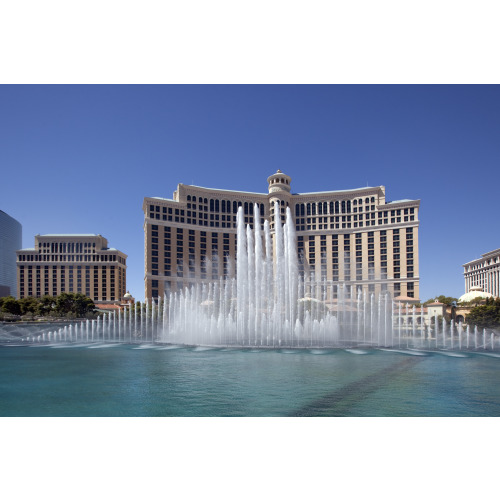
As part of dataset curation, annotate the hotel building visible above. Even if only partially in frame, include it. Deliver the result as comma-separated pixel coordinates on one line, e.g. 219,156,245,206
17,234,127,303
463,248,500,298
143,171,420,301
0,210,22,298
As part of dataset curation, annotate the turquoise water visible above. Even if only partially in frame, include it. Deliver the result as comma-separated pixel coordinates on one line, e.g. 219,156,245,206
1,344,500,416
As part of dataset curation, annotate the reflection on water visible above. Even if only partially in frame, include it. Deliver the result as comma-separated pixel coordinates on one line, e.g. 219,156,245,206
0,345,499,417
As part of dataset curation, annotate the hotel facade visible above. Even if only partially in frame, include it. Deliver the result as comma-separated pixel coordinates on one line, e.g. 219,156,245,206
463,248,500,298
17,234,127,304
143,171,420,301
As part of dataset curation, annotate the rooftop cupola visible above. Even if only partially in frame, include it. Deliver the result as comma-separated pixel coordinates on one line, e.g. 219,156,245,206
267,169,292,194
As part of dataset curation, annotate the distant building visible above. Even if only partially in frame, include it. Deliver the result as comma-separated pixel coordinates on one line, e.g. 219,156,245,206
0,210,22,298
143,170,420,301
17,234,127,304
463,248,500,298
95,291,136,313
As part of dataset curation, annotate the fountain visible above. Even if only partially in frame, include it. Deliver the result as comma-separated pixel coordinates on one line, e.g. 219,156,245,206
1,203,498,351
157,203,497,350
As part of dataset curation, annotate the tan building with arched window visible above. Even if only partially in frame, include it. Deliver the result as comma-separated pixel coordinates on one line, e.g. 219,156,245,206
143,171,420,301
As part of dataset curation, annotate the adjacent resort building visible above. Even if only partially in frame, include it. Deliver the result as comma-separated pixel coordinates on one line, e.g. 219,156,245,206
463,248,500,299
0,210,22,298
143,171,420,301
16,234,127,304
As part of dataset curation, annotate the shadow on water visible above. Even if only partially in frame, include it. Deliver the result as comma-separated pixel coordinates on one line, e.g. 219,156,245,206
289,356,424,417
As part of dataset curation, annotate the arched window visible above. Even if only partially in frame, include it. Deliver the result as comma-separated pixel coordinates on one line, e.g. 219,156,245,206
295,204,300,216
371,197,375,203
318,203,323,215
335,201,339,213
307,203,311,215
365,197,369,203
347,200,351,212
233,201,238,213
215,199,219,212
341,200,346,213
210,199,215,211
187,195,191,201
221,200,226,213
311,203,316,215
330,201,334,214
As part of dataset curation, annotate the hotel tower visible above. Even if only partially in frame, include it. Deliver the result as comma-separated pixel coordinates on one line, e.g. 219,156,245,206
143,171,420,301
463,248,500,298
17,234,127,303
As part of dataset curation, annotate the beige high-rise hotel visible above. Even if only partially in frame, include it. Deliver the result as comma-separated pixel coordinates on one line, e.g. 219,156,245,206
17,234,127,303
143,171,420,301
463,248,500,298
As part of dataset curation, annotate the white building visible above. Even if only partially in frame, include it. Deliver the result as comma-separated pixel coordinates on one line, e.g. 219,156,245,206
463,248,500,298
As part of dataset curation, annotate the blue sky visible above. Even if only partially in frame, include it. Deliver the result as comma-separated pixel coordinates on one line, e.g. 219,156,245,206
1,84,499,301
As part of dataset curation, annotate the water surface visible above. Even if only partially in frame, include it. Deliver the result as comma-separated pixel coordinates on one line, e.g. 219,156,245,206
1,345,499,416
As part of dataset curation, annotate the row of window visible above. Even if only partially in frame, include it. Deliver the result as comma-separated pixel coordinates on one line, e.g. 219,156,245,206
19,290,117,300
294,199,377,217
38,241,98,253
18,253,124,263
151,201,266,216
19,265,121,271
149,212,419,229
150,278,415,298
148,200,416,226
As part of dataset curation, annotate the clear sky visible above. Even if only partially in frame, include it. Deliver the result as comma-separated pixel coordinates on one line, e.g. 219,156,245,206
1,84,499,302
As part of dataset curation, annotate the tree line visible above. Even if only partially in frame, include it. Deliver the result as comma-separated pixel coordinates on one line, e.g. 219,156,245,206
463,297,500,329
0,293,97,320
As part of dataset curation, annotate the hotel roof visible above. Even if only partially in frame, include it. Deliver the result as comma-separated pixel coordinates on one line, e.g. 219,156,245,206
149,184,386,199
187,184,383,196
38,234,101,237
188,185,266,196
463,248,500,266
294,186,380,195
386,199,416,204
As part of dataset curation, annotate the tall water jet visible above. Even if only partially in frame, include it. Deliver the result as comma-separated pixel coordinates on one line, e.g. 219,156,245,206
159,205,401,348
